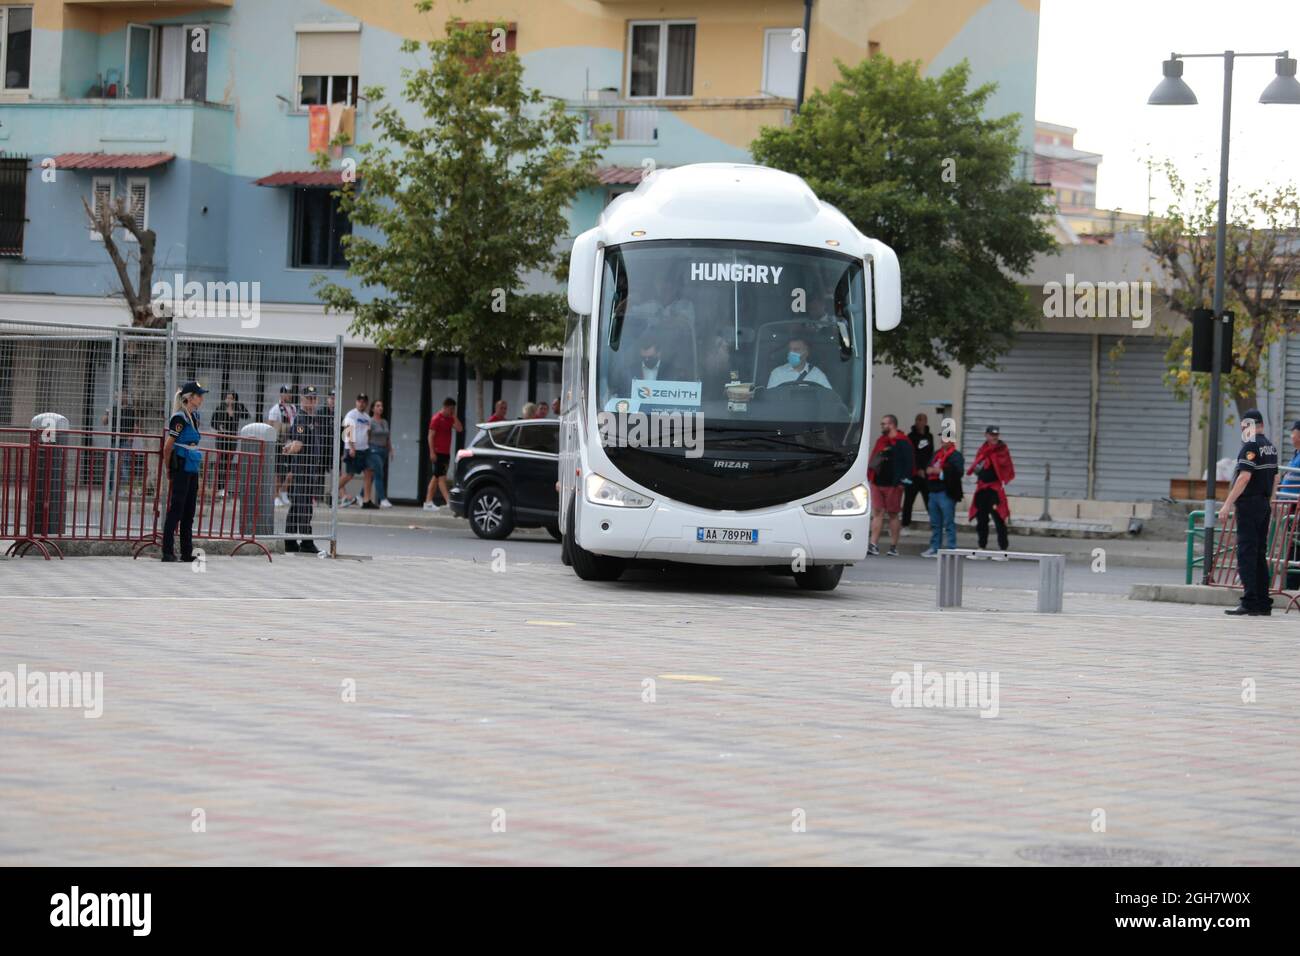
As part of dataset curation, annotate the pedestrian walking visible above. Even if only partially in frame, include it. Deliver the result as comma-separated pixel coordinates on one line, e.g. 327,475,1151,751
902,413,933,527
284,385,330,554
210,391,248,495
920,435,964,557
1222,409,1278,616
967,426,1014,551
160,380,208,563
1278,421,1300,589
867,414,913,556
368,398,393,508
339,393,374,507
424,397,463,512
267,385,297,507
99,390,138,492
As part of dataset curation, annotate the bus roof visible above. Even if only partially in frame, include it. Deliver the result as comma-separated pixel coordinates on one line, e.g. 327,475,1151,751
597,163,875,258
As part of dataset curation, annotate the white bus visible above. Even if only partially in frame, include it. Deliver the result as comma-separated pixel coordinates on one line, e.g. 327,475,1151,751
559,163,901,590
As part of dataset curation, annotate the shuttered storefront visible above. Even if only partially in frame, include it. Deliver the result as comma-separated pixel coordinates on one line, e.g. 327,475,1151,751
1284,334,1300,429
1093,335,1190,499
961,333,1092,499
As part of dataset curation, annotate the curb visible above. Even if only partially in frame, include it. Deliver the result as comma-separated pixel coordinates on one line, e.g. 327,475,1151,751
1128,583,1239,606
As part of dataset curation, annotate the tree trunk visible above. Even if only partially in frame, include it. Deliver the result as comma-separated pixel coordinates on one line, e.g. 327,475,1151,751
475,368,487,424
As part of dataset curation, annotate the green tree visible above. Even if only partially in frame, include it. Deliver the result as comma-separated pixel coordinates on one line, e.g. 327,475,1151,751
750,56,1056,383
314,6,607,418
1145,161,1300,420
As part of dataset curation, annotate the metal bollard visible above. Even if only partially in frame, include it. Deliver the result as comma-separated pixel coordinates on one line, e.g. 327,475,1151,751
1036,554,1065,613
238,422,277,537
937,550,964,608
30,413,70,536
1039,461,1053,522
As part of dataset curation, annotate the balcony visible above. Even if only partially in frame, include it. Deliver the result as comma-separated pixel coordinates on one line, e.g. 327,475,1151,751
0,100,233,170
571,94,793,161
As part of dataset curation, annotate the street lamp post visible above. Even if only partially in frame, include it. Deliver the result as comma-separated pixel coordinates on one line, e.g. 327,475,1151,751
1148,51,1300,585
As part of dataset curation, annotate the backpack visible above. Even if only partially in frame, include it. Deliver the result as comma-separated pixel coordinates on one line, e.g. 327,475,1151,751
870,445,894,486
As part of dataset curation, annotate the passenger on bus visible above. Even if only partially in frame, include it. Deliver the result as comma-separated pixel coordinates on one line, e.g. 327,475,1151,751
766,337,831,390
618,334,682,395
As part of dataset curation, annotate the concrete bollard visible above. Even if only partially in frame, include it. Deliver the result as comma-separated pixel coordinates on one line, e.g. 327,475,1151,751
239,422,277,537
30,413,70,536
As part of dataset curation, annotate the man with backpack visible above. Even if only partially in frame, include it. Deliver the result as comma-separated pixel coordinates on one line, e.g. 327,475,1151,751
867,414,913,556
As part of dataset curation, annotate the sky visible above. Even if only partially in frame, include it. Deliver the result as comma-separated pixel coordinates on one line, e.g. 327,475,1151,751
1036,0,1300,215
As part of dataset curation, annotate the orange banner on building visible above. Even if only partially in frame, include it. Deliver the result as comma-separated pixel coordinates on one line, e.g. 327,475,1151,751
308,105,330,152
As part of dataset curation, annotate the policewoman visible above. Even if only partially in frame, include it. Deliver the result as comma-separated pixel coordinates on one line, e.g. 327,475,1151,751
161,380,208,562
1221,409,1278,616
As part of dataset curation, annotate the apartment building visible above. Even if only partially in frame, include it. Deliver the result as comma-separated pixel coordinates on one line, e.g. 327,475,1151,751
0,0,1041,501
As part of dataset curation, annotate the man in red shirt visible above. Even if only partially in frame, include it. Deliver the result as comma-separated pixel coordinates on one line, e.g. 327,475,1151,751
486,399,508,423
867,414,913,556
424,397,463,512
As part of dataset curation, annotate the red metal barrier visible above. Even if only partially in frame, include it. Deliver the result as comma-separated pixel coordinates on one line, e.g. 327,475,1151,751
1205,496,1300,611
0,428,270,561
133,431,271,561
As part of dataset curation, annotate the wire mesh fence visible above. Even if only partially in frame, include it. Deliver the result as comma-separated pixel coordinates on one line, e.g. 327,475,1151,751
0,320,343,546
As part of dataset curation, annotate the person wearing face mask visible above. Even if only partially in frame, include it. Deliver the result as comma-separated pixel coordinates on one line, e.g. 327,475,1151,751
620,334,677,395
766,336,831,390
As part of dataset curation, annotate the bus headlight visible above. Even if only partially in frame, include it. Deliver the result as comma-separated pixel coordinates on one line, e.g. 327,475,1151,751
803,484,869,516
585,473,653,509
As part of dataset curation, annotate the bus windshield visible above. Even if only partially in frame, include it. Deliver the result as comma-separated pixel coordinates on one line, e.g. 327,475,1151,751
596,238,867,454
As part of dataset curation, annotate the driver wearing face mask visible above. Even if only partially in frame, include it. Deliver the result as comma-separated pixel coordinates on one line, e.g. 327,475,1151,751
767,337,831,390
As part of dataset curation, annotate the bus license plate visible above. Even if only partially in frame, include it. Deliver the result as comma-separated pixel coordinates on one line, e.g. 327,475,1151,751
697,527,758,544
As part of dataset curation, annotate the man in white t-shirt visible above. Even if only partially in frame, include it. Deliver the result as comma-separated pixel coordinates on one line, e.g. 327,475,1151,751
266,385,298,506
339,393,375,507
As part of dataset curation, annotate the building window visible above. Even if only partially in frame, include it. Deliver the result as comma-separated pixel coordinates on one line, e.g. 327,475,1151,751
89,177,114,240
123,178,150,240
296,26,360,109
291,188,351,269
627,20,694,98
0,154,27,256
1,5,32,91
123,24,206,100
762,28,800,99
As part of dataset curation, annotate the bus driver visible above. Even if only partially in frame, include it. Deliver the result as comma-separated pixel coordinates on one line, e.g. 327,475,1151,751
767,336,831,390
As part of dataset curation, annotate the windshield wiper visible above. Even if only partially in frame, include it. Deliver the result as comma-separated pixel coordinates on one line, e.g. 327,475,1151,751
711,434,841,455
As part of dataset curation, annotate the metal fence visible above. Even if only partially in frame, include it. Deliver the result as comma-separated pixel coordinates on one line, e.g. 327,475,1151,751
0,320,343,548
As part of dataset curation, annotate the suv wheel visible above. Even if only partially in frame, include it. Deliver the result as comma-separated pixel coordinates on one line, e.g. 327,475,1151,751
793,564,843,591
565,498,624,581
468,485,515,540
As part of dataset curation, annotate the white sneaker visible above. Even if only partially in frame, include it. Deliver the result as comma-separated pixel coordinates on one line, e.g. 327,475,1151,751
422,501,438,512
920,548,938,558
380,499,393,509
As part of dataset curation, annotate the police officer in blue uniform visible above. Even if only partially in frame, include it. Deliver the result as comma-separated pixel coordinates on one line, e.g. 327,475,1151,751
161,380,208,562
284,384,329,554
1222,408,1279,616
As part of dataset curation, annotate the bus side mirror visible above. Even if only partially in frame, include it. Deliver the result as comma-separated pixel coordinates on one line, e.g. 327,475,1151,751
567,229,600,315
868,240,902,331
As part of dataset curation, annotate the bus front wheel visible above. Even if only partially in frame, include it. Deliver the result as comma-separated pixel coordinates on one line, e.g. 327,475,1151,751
793,564,843,591
565,500,625,582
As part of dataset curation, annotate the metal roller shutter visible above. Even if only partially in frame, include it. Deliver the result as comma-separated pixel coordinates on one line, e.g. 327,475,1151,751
1283,334,1300,428
962,333,1092,499
1094,335,1190,500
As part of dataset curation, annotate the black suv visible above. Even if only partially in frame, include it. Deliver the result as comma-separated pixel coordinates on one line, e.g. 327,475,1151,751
450,419,561,540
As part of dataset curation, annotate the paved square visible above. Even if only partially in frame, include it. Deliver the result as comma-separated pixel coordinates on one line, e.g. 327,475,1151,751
1,555,1296,865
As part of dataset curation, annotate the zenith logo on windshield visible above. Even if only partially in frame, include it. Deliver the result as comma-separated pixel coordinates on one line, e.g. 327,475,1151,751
713,460,750,469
